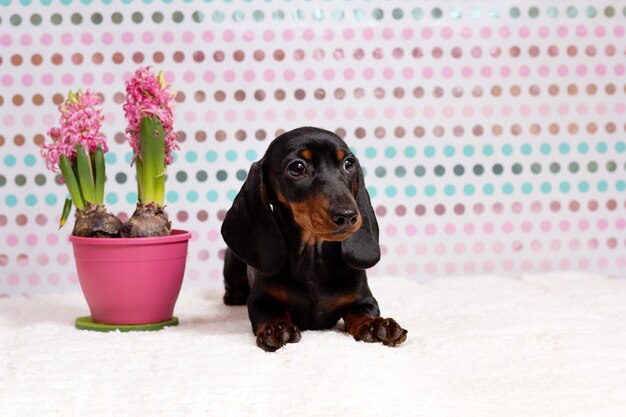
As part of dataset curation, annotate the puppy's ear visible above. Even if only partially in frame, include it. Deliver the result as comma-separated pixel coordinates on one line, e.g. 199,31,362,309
341,163,380,269
221,160,286,276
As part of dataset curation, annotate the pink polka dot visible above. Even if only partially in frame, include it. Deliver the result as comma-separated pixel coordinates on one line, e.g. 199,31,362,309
578,220,589,231
182,31,195,43
284,69,296,81
224,110,236,122
222,30,235,42
264,109,276,121
444,263,456,274
405,225,417,236
223,70,236,82
482,261,494,273
342,28,354,40
48,273,60,285
182,71,195,83
395,244,407,256
538,26,550,38
460,27,472,39
303,69,315,81
363,67,375,80
473,242,485,254
540,221,552,233
483,222,494,234
207,230,219,242
263,30,275,42
121,32,134,44
57,253,69,265
202,31,214,43
442,106,455,118
539,104,551,116
1,34,12,46
576,25,588,37
480,27,492,38
28,274,40,286
480,66,492,78
203,70,215,83
421,28,433,39
453,243,466,254
162,31,174,43
440,26,453,39
403,106,416,118
462,106,474,117
463,262,476,273
519,65,531,77
204,110,216,122
62,73,74,86
402,67,414,79
282,29,295,42
8,275,20,287
2,114,15,127
20,34,32,46
406,263,418,275
242,110,256,122
402,28,414,40
576,65,587,76
37,254,49,266
1,75,13,87
499,26,511,38
284,109,296,121
382,28,394,40
502,260,514,272
7,234,18,247
82,73,94,85
263,70,275,82
435,243,446,255
558,104,570,116
596,103,608,115
243,70,255,82
425,263,437,274
42,73,54,86
519,26,530,38
23,114,35,127
463,223,475,234
424,224,436,236
538,65,550,77
324,108,336,120
46,234,59,245
142,32,154,44
102,72,115,85
183,111,196,123
362,28,374,40
383,107,395,119
441,66,453,78
423,106,435,118
102,32,113,44
444,223,456,235
344,108,356,119
493,241,504,253
422,67,434,78
382,67,395,79
61,32,73,45
303,28,315,41
521,259,533,271
364,107,376,119
461,66,473,78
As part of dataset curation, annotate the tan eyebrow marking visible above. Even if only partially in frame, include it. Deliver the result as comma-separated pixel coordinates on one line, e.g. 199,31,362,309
300,149,313,161
336,149,345,161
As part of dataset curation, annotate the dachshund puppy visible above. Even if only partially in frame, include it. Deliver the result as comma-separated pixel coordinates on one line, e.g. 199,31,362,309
221,127,407,351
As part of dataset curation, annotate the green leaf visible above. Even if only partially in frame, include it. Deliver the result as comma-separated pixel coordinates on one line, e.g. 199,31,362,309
152,115,166,206
59,154,85,210
139,116,156,204
59,198,72,229
135,158,144,204
75,143,96,204
93,145,105,205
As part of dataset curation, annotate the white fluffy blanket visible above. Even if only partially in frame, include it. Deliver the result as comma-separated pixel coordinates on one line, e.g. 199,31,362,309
1,272,625,417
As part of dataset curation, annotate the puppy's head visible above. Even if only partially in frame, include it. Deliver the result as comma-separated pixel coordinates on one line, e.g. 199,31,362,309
221,127,380,275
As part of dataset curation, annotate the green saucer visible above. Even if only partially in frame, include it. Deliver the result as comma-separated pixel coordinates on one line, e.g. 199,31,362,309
75,316,179,332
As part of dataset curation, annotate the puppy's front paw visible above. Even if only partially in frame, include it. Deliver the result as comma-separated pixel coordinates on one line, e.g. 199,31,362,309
353,317,407,346
256,320,301,352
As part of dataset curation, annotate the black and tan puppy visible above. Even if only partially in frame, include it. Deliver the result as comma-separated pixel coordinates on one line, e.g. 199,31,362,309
221,127,407,351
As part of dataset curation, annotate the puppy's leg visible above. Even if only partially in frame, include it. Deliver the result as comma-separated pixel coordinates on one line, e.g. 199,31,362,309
248,294,301,352
343,304,407,347
223,248,250,305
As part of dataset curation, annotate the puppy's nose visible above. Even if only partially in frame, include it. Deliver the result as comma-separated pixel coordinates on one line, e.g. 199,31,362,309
332,209,359,227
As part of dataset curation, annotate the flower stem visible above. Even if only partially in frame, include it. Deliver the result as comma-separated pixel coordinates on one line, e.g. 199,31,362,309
153,115,166,206
93,144,105,205
138,115,166,206
75,143,96,204
59,154,85,210
59,198,72,229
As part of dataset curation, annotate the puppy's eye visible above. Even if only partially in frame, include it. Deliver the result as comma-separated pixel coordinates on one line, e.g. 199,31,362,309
342,157,356,173
286,160,307,178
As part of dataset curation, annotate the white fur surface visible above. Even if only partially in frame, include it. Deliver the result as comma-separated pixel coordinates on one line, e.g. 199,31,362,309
1,272,625,417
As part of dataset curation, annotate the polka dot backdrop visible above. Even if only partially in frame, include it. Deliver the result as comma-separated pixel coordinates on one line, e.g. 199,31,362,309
1,1,626,296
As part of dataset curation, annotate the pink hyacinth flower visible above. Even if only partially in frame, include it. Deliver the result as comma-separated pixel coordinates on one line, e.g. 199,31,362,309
123,66,178,165
40,89,108,172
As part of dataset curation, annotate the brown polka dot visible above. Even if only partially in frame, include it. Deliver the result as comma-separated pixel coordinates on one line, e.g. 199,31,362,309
175,91,185,103
585,45,596,57
253,50,265,61
176,211,188,223
605,45,616,56
353,48,365,60
375,127,386,138
52,93,64,105
193,51,205,63
569,200,580,212
293,49,305,60
33,134,44,146
530,124,541,135
214,91,225,102
453,125,464,137
255,129,266,141
113,92,124,104
72,53,83,65
472,86,483,97
173,51,185,63
16,214,27,226
588,200,599,211
12,95,24,106
393,87,405,98
294,89,305,100
549,123,560,134
273,49,285,61
51,53,63,65
11,54,23,66
606,122,616,134
567,123,579,135
234,90,246,102
394,126,405,138
197,210,209,222
92,52,104,64
510,85,521,96
334,88,345,100
451,47,462,58
374,87,385,99
413,87,424,98
32,94,44,106
491,86,502,97
335,128,346,138
235,130,246,141
492,125,503,136
14,134,25,146
549,85,559,95
194,91,206,102
586,84,597,95
213,50,224,62
354,88,365,99
528,46,540,57
548,45,559,57
0,96,3,106
132,52,144,64
31,53,43,65
412,47,423,59
233,50,245,62
511,124,522,135
215,130,226,141
314,88,325,100
414,126,425,138
452,86,463,97
153,51,164,63
567,84,578,95
355,127,366,139
274,89,285,101
434,204,445,215
176,131,186,143
586,123,597,134
254,90,265,101
529,85,540,96
472,125,484,136
605,83,616,95
114,132,126,144
96,92,105,103
607,200,617,210
509,46,520,57
195,131,207,142
567,45,577,57
112,52,124,64
432,87,443,98
0,135,4,146
432,126,444,137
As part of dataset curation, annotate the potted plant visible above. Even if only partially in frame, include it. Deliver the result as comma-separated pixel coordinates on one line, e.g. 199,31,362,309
40,67,191,332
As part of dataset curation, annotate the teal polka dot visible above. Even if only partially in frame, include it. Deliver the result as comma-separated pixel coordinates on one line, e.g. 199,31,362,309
3,155,16,167
366,186,377,198
126,192,137,204
463,184,475,196
385,186,397,197
414,166,426,177
412,7,423,20
521,183,533,194
596,142,608,153
25,194,37,206
226,189,237,201
443,146,455,157
24,154,37,167
404,146,416,158
166,191,178,203
559,182,571,193
185,151,198,163
443,185,455,196
424,146,436,158
483,184,494,195
482,145,494,157
45,194,57,206
424,185,436,197
105,193,118,204
124,152,133,165
463,145,475,157
375,167,386,178
205,150,218,162
540,143,551,155
405,185,416,197
206,190,218,202
577,142,589,154
365,147,377,159
502,183,514,195
105,153,117,165
597,180,608,192
246,150,258,161
384,147,396,159
558,143,570,155
171,153,178,164
540,182,552,194
6,194,18,207
521,143,532,155
501,144,513,156
578,181,589,192
616,142,625,153
186,190,199,202
616,180,626,191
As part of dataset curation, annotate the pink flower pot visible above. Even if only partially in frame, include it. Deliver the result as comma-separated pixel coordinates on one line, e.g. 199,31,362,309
70,230,191,325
